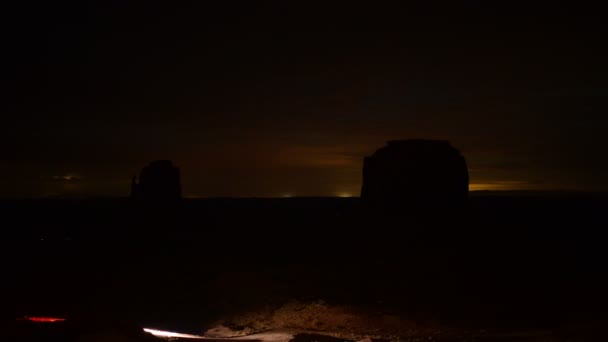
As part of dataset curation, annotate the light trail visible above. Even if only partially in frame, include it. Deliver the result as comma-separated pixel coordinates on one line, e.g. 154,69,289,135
19,316,204,339
143,328,205,339
21,317,66,323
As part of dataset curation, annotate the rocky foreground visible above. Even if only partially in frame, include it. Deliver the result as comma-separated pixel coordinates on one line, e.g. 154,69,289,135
5,301,604,342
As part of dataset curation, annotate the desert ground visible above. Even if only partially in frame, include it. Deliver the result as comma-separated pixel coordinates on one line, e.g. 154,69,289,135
2,193,607,341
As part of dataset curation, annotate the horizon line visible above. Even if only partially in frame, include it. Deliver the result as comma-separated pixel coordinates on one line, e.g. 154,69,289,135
1,189,606,201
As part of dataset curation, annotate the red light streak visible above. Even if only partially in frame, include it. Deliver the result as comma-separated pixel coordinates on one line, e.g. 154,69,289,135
20,316,66,323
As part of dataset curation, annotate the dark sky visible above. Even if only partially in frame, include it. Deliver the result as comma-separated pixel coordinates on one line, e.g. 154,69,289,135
3,2,608,198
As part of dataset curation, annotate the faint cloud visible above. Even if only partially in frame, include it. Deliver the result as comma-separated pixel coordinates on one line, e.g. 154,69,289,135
541,88,608,98
276,145,365,168
51,173,83,182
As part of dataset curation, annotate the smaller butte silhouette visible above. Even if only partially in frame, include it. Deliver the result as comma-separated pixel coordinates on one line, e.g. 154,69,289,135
131,160,182,200
361,140,468,204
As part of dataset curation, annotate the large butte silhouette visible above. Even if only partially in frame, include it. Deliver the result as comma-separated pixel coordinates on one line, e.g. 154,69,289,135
361,140,468,204
130,160,182,200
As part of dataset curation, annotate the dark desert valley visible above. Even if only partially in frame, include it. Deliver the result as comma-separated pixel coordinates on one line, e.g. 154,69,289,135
3,2,608,341
4,141,608,341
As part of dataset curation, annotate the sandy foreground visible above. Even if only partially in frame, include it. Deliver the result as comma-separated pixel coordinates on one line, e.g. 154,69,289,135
6,301,603,342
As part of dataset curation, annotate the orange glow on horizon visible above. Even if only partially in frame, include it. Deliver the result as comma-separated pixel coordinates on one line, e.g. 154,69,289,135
337,192,354,197
469,181,539,191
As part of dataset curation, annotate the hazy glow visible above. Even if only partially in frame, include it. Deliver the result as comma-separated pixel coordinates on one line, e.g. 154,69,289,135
337,193,353,198
52,173,80,181
143,328,204,339
469,181,537,191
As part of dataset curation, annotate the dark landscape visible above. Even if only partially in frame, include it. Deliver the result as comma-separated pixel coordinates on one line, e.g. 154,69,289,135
4,2,608,341
3,190,608,341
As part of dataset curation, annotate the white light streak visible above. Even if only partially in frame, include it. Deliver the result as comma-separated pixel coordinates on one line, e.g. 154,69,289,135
143,328,204,339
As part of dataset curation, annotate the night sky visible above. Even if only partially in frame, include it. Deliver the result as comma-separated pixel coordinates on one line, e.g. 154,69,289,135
4,2,608,198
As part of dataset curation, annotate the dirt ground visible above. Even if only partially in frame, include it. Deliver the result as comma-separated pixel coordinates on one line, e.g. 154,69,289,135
202,300,603,342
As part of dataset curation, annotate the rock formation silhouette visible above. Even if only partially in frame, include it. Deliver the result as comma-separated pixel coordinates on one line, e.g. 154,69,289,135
361,140,468,204
130,160,182,200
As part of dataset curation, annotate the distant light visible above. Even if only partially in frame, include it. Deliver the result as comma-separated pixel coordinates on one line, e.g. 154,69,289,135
143,328,204,339
52,173,81,182
20,316,66,323
337,193,353,198
281,193,294,198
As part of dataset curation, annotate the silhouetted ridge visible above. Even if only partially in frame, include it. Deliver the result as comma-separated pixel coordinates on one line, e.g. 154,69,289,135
361,139,468,204
130,160,182,200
